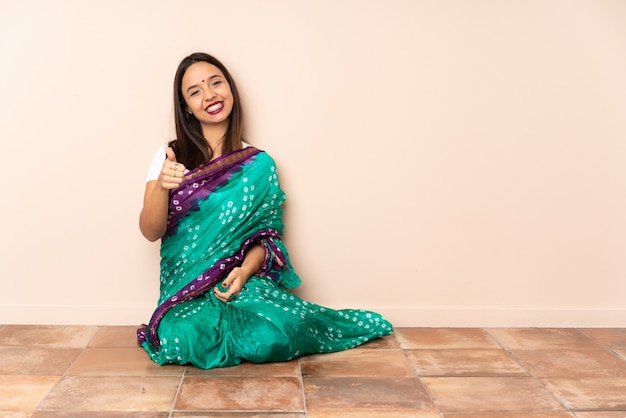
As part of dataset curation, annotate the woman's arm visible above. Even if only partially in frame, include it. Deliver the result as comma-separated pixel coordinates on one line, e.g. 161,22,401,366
139,147,185,241
139,181,170,241
239,244,266,277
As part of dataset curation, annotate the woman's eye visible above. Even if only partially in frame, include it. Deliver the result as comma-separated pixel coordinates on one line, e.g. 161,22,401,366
211,80,222,87
190,90,200,97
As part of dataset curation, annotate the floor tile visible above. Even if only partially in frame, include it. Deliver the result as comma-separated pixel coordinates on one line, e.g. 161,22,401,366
487,328,598,350
541,377,626,411
66,347,183,376
580,328,626,348
31,413,169,417
355,334,400,350
300,349,415,378
0,347,81,375
2,325,625,417
512,349,626,378
0,325,99,348
174,376,303,412
0,412,31,418
421,377,567,413
186,359,300,377
441,414,574,417
303,377,439,416
581,328,626,360
308,412,439,418
172,413,306,417
89,326,141,348
395,328,500,349
405,349,527,377
0,375,60,411
38,376,180,412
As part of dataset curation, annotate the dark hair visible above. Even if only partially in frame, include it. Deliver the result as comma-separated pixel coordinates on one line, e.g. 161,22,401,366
169,52,244,169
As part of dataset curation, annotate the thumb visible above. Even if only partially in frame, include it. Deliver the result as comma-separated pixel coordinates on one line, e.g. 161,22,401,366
165,146,177,162
222,275,233,288
222,269,238,287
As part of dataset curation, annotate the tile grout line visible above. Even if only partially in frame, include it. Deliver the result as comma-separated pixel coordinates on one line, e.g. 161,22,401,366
169,365,187,418
578,328,626,361
483,328,576,416
397,334,444,417
297,357,308,417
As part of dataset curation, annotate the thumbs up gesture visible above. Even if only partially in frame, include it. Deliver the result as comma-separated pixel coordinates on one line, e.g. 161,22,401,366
158,147,186,190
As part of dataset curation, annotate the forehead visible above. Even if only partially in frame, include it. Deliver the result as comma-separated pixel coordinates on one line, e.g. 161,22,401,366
181,62,225,87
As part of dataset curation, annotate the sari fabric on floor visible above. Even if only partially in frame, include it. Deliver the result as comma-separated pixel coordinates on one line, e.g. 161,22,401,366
138,147,392,369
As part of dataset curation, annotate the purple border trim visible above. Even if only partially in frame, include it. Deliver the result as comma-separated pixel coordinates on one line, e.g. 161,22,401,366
165,147,261,239
138,229,286,348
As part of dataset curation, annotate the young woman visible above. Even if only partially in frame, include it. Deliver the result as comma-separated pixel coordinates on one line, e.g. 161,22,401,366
138,52,392,369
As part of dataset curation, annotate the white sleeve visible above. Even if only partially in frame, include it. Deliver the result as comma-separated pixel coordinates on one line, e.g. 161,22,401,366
146,146,167,182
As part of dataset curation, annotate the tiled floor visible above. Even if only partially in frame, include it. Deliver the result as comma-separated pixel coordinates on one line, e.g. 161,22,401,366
1,326,625,417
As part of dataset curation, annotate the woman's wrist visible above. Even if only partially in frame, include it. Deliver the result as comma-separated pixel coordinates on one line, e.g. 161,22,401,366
236,264,253,278
240,245,265,277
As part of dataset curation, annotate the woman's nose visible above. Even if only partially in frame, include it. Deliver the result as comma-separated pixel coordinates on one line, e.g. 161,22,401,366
203,87,216,100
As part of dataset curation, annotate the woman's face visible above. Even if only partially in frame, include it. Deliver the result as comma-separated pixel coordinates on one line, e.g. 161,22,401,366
181,62,234,130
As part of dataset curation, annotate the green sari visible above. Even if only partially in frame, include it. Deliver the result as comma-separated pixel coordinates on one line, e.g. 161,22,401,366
138,147,392,369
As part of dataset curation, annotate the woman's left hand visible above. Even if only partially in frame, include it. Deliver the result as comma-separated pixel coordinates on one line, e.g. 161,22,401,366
214,266,251,303
214,245,265,303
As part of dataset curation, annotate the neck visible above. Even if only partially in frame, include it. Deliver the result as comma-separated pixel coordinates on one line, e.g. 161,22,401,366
202,124,228,159
207,136,225,152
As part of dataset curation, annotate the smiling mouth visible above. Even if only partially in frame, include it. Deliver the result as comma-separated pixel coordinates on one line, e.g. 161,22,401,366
206,102,223,113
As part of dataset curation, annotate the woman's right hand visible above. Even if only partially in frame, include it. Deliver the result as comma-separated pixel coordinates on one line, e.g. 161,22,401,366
157,147,186,190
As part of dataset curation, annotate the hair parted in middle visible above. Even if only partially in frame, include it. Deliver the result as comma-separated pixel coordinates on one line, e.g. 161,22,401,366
170,52,245,169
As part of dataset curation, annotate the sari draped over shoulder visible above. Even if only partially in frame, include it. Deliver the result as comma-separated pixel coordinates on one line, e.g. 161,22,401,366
138,147,392,369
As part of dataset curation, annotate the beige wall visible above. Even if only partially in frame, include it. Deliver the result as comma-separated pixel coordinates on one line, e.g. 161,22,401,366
1,0,625,327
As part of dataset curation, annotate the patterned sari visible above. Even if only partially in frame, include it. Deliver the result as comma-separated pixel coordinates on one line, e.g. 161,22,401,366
138,147,392,369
